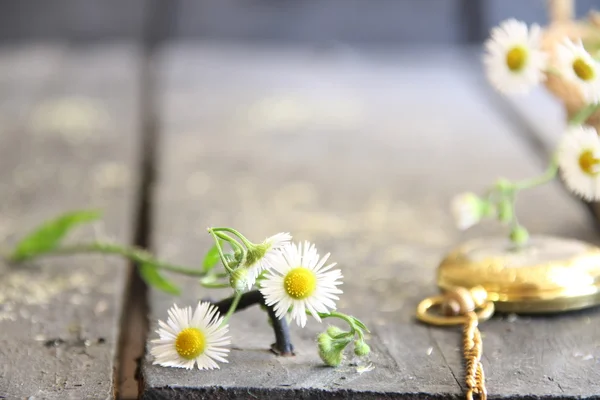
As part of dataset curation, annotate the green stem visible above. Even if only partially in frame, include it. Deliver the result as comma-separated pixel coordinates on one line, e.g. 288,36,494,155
545,66,562,76
201,281,231,289
511,158,559,191
214,231,244,255
490,157,559,245
315,311,370,339
209,230,234,273
210,227,253,248
569,103,600,126
15,242,206,277
222,292,242,325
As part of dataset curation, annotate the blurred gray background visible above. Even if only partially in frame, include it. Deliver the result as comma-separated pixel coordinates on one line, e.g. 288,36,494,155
0,0,598,45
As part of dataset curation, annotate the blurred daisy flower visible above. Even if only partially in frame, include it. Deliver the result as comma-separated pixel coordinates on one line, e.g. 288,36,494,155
483,19,547,94
556,38,600,103
557,125,600,201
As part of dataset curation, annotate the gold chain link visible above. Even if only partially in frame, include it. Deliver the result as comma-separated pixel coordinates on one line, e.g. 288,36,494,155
464,312,486,400
416,286,492,400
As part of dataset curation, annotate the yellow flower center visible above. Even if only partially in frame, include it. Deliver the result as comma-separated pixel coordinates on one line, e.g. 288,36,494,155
284,267,317,300
573,58,595,81
579,150,600,176
506,46,528,72
175,328,206,359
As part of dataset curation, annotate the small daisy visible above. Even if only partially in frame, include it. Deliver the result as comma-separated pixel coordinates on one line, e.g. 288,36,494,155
260,241,343,328
483,19,547,94
556,38,600,103
451,192,486,230
557,125,600,201
242,232,292,289
150,302,230,370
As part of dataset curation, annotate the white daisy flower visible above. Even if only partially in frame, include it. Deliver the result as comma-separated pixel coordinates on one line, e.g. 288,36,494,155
150,302,230,370
483,19,547,94
557,125,600,201
242,232,292,289
260,241,343,328
451,192,486,230
556,38,600,103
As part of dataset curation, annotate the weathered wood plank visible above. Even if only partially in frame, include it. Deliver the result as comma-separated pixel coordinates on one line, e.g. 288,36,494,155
141,44,598,399
172,0,468,44
0,0,476,45
0,0,145,42
0,44,141,399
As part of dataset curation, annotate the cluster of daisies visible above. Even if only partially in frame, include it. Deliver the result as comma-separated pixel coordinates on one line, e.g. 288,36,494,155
484,18,599,99
150,231,361,370
451,19,600,237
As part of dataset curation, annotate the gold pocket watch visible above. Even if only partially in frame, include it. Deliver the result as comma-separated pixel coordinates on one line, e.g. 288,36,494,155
417,235,600,400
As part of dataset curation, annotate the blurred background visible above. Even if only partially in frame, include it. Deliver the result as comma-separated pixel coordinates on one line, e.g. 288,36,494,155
0,0,598,46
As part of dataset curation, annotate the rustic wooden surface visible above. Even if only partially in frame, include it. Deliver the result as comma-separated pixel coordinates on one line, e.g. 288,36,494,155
140,44,600,399
0,0,477,44
0,44,141,399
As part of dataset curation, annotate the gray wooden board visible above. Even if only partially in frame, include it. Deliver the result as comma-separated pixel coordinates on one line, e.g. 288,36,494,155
141,43,599,399
0,44,141,399
171,0,467,44
0,0,471,45
0,0,145,42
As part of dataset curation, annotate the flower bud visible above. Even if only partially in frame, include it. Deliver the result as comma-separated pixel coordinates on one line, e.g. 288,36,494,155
510,225,529,246
317,332,332,352
451,192,490,230
243,243,268,268
317,332,350,367
353,340,370,357
326,326,346,338
229,268,250,293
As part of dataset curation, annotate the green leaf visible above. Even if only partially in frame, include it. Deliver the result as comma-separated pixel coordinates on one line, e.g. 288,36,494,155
10,209,101,262
352,318,370,333
202,242,222,273
139,263,180,295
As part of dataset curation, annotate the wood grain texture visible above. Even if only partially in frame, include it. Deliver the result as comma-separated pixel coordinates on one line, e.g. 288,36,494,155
0,44,141,399
141,43,598,399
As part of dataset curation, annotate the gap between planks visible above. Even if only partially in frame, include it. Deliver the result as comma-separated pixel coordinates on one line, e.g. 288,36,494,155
115,56,158,400
116,2,176,397
113,48,156,400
